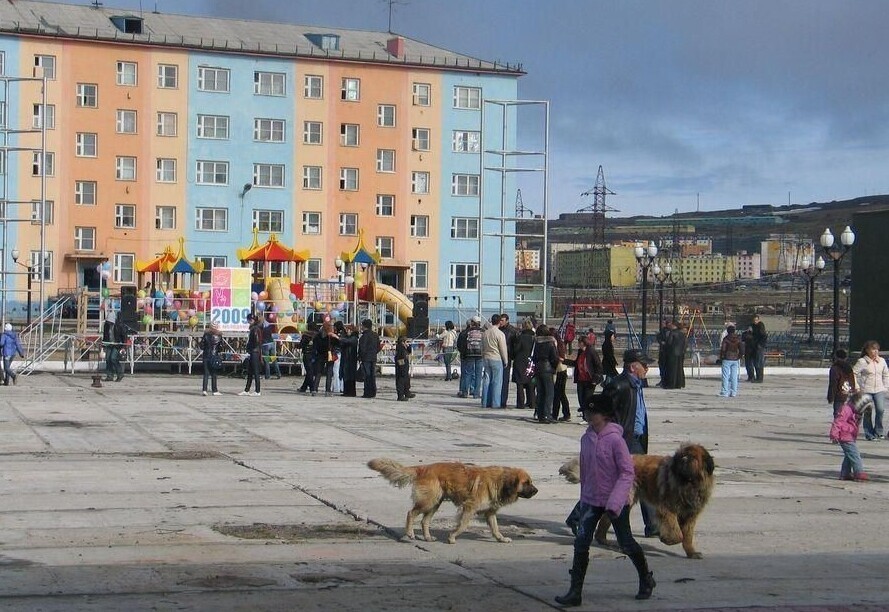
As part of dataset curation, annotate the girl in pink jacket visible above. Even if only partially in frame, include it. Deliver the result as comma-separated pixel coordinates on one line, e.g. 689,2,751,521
555,395,655,606
829,392,874,481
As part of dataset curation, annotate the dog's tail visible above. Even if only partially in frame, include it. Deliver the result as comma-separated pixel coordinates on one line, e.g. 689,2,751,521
559,457,580,484
368,458,417,488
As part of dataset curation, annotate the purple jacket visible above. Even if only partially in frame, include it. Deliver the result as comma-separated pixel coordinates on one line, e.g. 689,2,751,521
829,402,861,443
579,421,635,514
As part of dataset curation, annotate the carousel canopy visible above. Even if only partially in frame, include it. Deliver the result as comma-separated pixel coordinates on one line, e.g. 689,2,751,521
237,230,310,262
136,238,204,274
340,228,381,265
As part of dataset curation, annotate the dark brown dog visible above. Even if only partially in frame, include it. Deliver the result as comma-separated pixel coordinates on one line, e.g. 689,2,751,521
559,443,715,558
368,458,538,544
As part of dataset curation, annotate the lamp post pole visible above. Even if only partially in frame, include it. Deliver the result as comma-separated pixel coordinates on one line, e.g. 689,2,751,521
819,227,855,357
654,263,672,331
800,256,825,344
634,241,658,353
11,248,34,327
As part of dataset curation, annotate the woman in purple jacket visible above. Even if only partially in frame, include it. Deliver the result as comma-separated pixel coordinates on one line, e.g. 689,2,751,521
555,395,656,606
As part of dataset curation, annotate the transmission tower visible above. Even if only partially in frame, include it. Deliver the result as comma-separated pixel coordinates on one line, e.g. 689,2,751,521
515,188,533,218
577,165,619,246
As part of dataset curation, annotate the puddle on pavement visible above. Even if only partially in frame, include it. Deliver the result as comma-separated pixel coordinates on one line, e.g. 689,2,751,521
131,451,223,460
29,420,95,428
213,522,382,542
179,574,278,588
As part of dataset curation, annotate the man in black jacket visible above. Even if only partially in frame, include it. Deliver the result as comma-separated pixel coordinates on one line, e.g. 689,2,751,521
358,319,381,398
498,314,518,408
751,315,768,383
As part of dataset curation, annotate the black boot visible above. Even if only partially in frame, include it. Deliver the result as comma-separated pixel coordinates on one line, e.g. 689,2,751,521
554,549,589,606
628,550,656,600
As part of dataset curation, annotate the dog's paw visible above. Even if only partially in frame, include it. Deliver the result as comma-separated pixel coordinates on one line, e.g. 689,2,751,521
401,533,415,542
446,535,457,544
687,551,703,560
659,534,683,546
497,536,512,544
423,534,437,542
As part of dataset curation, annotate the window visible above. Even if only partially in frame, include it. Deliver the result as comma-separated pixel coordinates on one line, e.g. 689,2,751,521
31,251,54,281
156,112,177,136
375,194,394,216
75,181,97,205
303,121,323,144
30,200,54,225
253,163,285,188
301,212,321,234
116,61,137,86
157,64,178,88
304,75,323,98
33,103,55,129
253,210,284,233
302,166,322,190
453,86,481,109
410,261,428,290
197,66,230,92
116,109,137,134
376,236,394,259
450,263,479,290
410,215,429,238
0,51,4,76
377,104,396,127
75,133,97,157
453,130,480,153
411,171,430,194
340,123,359,146
32,152,54,177
452,173,480,196
34,55,56,80
195,208,228,231
306,259,321,280
376,149,395,173
113,253,136,284
412,128,430,151
76,83,98,107
196,114,229,139
341,77,360,101
254,118,285,142
156,158,177,182
155,206,176,230
116,156,136,180
339,168,359,191
197,256,226,284
254,71,285,96
412,82,431,106
339,213,357,236
195,160,228,185
75,226,96,251
451,217,480,239
115,204,136,229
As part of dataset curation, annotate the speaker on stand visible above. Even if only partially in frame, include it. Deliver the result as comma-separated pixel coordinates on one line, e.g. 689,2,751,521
119,285,138,331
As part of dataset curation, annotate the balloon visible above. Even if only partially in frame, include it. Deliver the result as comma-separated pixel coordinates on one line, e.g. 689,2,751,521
337,302,346,310
142,315,153,325
154,290,164,298
330,310,341,319
165,290,173,298
256,301,266,312
137,290,146,299
101,287,110,298
102,262,111,271
154,298,163,309
251,291,259,301
187,316,198,327
144,305,153,314
344,275,354,284
169,310,179,321
259,290,268,300
191,290,200,298
324,315,330,322
314,301,323,310
173,300,182,310
284,310,293,317
297,322,306,331
292,315,300,323
165,299,173,307
289,293,297,301
267,312,277,322
187,308,196,316
136,298,144,308
96,264,103,273
101,270,111,280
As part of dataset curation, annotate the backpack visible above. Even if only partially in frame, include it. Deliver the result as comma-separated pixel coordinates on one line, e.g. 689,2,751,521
466,328,483,358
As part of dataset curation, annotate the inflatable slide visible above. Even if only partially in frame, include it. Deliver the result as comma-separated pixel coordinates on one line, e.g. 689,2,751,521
266,277,298,333
374,283,412,336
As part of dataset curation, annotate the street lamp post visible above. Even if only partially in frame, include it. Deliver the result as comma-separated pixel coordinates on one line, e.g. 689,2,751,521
10,248,34,327
654,262,672,331
799,256,825,344
634,240,658,353
820,226,855,357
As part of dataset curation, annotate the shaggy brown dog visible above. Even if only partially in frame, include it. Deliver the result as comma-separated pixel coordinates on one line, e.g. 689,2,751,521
559,443,714,558
368,458,538,544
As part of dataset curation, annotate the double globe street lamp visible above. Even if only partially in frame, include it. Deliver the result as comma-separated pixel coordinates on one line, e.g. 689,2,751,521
634,240,658,353
10,248,37,327
799,255,825,344
819,226,855,357
653,262,673,333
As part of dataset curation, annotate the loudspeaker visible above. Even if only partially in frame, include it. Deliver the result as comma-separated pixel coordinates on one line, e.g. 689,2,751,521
119,285,138,325
413,292,429,318
407,316,429,339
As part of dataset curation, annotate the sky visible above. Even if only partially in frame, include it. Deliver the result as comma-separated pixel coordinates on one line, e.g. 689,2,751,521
50,0,889,218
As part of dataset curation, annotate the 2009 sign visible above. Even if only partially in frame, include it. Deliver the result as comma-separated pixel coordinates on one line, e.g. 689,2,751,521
211,307,251,326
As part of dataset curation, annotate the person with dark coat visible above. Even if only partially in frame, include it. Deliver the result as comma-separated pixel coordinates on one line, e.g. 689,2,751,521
499,314,518,407
533,325,560,424
511,319,537,409
751,315,768,382
601,328,619,379
718,325,744,397
656,320,670,388
297,322,317,392
552,329,571,421
570,334,604,415
240,314,263,396
102,312,118,382
338,325,359,397
827,349,856,417
741,326,756,382
662,321,687,390
311,321,339,396
358,319,381,398
200,322,224,396
395,335,413,401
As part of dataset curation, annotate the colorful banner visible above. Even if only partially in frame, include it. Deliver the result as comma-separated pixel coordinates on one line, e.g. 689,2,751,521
210,267,252,331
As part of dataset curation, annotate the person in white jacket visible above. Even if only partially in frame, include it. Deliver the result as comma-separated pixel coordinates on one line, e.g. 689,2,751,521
852,340,889,440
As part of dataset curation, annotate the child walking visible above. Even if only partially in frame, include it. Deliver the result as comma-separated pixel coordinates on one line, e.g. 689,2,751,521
555,395,655,606
829,391,873,482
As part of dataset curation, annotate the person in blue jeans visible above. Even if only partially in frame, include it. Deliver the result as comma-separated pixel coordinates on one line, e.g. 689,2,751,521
0,323,25,386
718,325,743,397
481,314,508,408
457,317,483,398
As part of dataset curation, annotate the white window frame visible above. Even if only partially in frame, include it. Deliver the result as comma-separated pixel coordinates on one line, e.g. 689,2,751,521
411,171,430,195
34,55,56,80
113,253,136,284
410,261,428,290
32,103,55,129
340,123,360,146
376,149,395,173
450,263,479,290
376,236,394,259
156,158,177,183
157,64,178,88
253,163,285,188
254,71,286,96
30,200,54,225
74,226,96,251
155,205,176,230
156,111,177,136
412,82,430,106
76,83,98,108
304,75,323,98
302,166,322,190
339,213,358,236
32,152,55,177
197,256,227,285
451,217,480,239
412,128,430,151
75,132,97,157
377,104,396,127
339,167,359,191
341,77,360,101
301,211,322,235
254,118,286,143
116,61,137,86
195,160,229,185
75,180,97,205
451,173,480,196
303,121,323,144
31,251,54,281
453,130,481,153
115,156,137,181
195,207,228,231
375,194,395,217
410,215,429,238
197,66,230,93
306,259,322,280
116,109,137,134
196,114,230,139
453,86,481,109
115,204,136,229
253,209,285,233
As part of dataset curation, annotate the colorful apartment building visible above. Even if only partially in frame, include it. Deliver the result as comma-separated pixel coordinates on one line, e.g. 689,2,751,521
0,0,522,322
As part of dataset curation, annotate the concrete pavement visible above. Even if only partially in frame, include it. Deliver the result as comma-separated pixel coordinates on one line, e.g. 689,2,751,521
0,368,887,611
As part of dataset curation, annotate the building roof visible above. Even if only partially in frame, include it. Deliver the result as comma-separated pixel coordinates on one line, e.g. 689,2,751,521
0,0,524,75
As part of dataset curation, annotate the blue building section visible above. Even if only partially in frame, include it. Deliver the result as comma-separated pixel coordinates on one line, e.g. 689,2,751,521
0,38,26,316
186,52,294,265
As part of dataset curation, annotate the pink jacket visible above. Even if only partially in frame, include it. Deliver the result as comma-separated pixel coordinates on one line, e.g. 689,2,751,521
579,421,635,514
829,402,861,443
